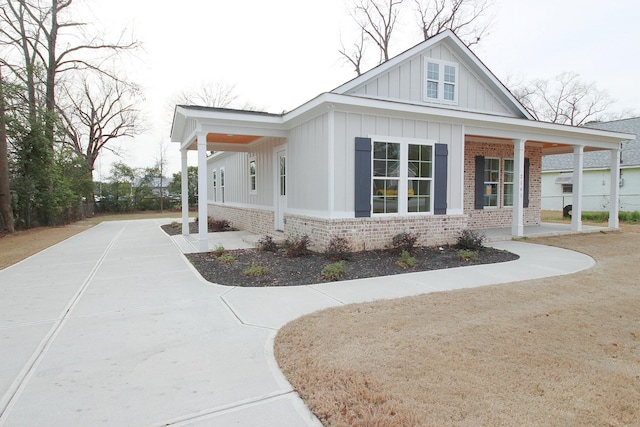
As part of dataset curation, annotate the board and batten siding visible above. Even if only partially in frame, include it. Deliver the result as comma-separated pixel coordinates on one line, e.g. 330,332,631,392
332,110,465,215
347,41,516,117
206,138,281,209
286,113,330,213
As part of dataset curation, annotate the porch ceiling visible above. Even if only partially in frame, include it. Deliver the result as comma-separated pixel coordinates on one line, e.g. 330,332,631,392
184,133,285,152
465,134,615,155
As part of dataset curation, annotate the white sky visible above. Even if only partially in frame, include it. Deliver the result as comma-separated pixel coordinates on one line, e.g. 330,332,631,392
83,0,640,179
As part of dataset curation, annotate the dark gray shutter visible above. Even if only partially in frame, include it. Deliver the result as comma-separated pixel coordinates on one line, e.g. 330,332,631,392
434,143,448,214
355,137,372,218
524,158,530,208
474,156,485,210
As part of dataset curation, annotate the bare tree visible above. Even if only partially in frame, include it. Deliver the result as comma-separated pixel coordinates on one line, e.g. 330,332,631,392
339,29,367,76
0,65,14,232
351,0,404,64
415,0,493,46
57,73,141,186
174,81,239,108
511,72,614,126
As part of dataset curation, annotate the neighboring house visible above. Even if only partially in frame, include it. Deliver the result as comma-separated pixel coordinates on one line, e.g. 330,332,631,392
171,30,631,252
542,117,639,213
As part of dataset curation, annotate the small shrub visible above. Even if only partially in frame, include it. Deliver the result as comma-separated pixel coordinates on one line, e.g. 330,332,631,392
326,237,352,260
321,261,345,281
285,235,311,257
170,221,180,230
396,250,416,268
458,249,478,261
258,235,279,252
391,232,418,254
208,217,232,232
456,229,485,251
619,210,640,224
218,254,235,264
212,245,226,257
243,264,268,277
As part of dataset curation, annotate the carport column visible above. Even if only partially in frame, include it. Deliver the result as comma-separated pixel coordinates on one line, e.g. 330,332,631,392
571,145,584,231
181,149,189,236
511,139,525,237
608,147,621,229
197,133,209,252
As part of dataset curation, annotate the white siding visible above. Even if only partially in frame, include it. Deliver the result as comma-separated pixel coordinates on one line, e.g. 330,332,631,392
348,40,517,117
333,111,464,215
206,138,281,209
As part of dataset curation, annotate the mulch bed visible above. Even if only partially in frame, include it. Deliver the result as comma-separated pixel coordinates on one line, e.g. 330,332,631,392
183,244,519,287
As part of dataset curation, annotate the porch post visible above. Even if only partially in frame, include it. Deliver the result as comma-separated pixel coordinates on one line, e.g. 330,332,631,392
608,147,621,229
197,133,209,252
511,139,525,237
181,149,189,236
571,145,584,231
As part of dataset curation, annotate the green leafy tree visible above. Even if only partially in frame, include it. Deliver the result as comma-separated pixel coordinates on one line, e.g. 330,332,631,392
167,166,198,208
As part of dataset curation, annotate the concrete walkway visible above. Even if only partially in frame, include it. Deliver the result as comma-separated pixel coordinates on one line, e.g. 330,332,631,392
0,219,595,426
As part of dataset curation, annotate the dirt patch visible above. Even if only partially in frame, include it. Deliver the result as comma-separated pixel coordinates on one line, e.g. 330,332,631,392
185,246,518,287
275,225,640,426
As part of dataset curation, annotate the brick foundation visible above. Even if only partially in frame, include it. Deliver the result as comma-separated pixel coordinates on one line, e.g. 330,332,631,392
207,203,275,236
284,214,468,251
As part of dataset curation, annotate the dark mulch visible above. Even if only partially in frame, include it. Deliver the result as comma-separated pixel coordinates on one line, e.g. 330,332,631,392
185,245,518,287
161,221,234,235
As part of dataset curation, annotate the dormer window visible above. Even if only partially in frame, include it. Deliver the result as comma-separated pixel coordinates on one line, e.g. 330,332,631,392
424,58,458,104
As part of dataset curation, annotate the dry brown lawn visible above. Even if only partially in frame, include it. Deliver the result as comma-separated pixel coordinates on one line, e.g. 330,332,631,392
0,212,190,270
275,224,640,426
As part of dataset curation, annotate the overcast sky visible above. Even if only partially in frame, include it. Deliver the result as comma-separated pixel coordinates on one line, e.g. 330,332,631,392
83,0,640,179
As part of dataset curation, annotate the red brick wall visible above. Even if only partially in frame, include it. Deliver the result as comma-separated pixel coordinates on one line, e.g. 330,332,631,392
464,141,541,229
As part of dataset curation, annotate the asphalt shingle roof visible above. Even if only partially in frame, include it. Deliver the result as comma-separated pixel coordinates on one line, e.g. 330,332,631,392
542,117,640,171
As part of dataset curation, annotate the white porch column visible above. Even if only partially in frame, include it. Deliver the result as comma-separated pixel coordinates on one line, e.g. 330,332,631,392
571,145,584,231
511,139,526,237
197,133,209,252
608,147,621,229
181,149,189,236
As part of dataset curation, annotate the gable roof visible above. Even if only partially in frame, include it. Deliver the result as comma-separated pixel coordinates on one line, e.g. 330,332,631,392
331,29,533,120
542,117,640,170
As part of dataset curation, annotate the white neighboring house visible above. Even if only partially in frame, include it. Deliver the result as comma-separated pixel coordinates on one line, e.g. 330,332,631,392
542,117,639,214
171,30,632,252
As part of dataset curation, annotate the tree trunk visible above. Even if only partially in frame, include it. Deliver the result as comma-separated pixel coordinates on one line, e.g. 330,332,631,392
0,65,15,232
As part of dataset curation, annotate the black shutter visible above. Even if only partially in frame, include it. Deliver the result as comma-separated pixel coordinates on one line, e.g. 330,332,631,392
474,156,485,210
434,143,448,214
524,158,530,208
355,137,372,218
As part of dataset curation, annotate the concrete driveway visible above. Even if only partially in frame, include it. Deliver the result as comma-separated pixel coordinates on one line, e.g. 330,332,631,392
0,219,594,426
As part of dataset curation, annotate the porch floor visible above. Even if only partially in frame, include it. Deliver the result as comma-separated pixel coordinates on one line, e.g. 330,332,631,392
479,222,611,242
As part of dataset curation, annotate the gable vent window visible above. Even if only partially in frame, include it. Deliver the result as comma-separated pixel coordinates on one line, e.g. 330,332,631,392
424,58,458,104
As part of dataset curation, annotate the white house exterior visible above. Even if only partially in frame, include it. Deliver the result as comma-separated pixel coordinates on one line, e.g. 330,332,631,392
542,117,640,213
171,30,631,252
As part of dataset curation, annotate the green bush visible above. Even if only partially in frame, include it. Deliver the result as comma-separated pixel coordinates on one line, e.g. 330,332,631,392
458,249,479,261
212,245,225,257
456,229,485,251
326,237,352,260
218,254,235,264
322,261,345,281
619,211,640,224
243,264,268,277
396,250,416,268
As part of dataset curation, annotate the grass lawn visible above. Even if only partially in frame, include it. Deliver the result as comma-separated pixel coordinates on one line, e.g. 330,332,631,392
0,211,194,270
275,223,640,426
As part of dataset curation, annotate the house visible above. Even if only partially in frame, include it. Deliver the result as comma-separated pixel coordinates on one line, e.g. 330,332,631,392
170,30,631,252
541,117,639,213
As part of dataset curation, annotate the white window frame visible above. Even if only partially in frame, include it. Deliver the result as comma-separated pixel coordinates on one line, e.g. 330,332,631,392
371,136,435,216
212,169,217,202
220,167,225,204
483,157,500,208
423,58,458,105
503,158,514,207
249,157,257,194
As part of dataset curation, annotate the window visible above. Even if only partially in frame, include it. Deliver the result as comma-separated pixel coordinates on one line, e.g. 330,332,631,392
503,159,514,207
212,169,217,202
249,158,257,193
562,184,573,194
373,141,400,214
279,155,286,196
424,58,458,104
372,139,433,215
220,168,225,203
483,158,500,207
408,144,433,213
